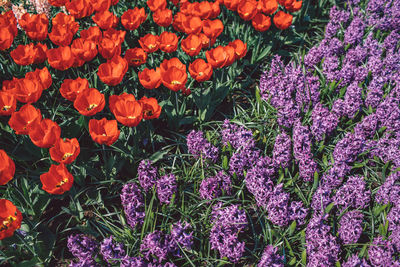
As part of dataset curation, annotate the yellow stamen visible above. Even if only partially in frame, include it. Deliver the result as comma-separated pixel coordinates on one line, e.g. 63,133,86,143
55,178,69,188
86,104,98,111
0,216,16,231
171,80,181,85
198,72,204,76
127,116,136,119
2,105,11,111
62,153,73,160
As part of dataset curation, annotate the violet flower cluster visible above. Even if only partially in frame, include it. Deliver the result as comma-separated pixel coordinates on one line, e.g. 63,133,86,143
121,183,145,229
258,245,284,267
67,234,99,267
199,171,232,200
186,130,219,162
137,159,158,192
209,203,247,262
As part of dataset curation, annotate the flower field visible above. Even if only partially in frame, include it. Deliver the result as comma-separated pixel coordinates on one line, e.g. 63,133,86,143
1,0,400,266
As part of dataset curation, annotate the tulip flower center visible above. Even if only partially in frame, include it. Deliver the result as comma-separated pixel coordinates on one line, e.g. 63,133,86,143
148,44,156,49
56,178,69,188
87,104,98,111
128,115,136,119
171,80,182,85
62,153,73,160
145,110,153,116
0,216,16,231
2,105,11,111
198,72,204,76
190,47,197,51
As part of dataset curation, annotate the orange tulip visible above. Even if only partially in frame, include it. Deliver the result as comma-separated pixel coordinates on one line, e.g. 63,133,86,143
103,28,126,46
0,27,14,51
33,43,48,64
30,67,52,90
92,10,118,30
257,0,278,14
0,199,22,240
198,33,211,49
8,104,42,135
172,12,187,32
49,13,79,46
50,138,80,164
252,13,271,31
139,34,160,53
229,39,247,59
193,1,212,19
223,0,240,11
189,58,213,82
159,32,179,53
47,46,75,71
160,57,186,73
19,13,48,41
80,26,102,44
10,44,36,65
153,9,173,27
224,45,236,66
109,93,143,127
181,34,202,56
40,164,74,195
206,46,229,68
237,0,258,21
0,10,18,39
210,1,221,18
99,38,121,59
202,19,223,39
139,96,161,120
73,87,105,116
0,150,15,185
147,0,167,12
284,0,302,12
88,118,120,145
98,56,128,86
182,16,202,35
60,77,89,101
71,38,98,66
139,68,162,89
124,48,147,67
65,0,94,19
92,0,112,12
161,66,188,92
48,0,68,6
273,11,293,30
0,92,16,116
121,8,147,31
13,76,43,104
28,119,61,148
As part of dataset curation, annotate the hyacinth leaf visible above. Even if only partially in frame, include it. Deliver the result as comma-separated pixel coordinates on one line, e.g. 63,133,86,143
288,257,296,265
373,204,388,217
301,249,307,265
289,221,297,236
325,202,335,214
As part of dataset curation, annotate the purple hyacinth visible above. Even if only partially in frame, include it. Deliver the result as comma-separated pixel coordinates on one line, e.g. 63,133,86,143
245,156,275,207
306,214,340,266
140,230,171,263
210,203,248,263
121,183,145,229
272,132,292,169
137,159,158,192
100,236,126,264
311,103,339,141
376,97,400,132
69,258,99,267
323,55,340,82
344,17,365,45
387,205,400,232
258,245,284,267
333,133,365,165
342,254,371,267
120,256,147,267
266,184,290,227
199,171,232,200
343,82,363,118
221,120,255,149
186,130,219,162
354,114,378,138
157,174,177,205
170,221,193,251
288,201,308,225
334,175,370,211
229,146,260,177
311,185,332,213
368,236,393,266
67,234,98,261
338,210,364,244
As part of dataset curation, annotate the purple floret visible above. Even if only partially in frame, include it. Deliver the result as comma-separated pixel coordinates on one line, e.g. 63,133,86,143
121,183,145,229
67,234,98,261
199,171,232,200
186,130,219,162
137,159,158,192
272,132,292,169
342,254,371,267
157,174,177,205
258,245,284,267
100,236,125,264
338,210,364,244
334,175,370,211
266,184,290,227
